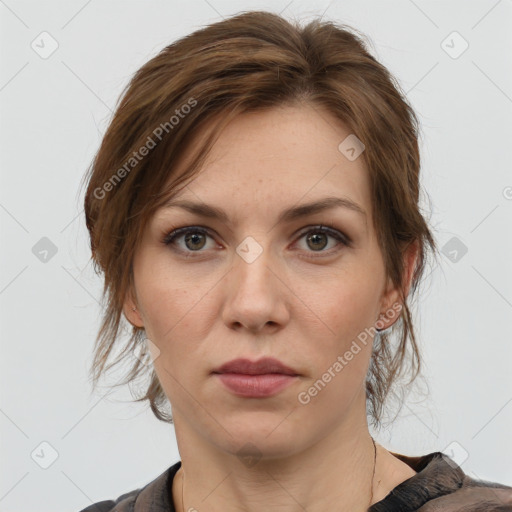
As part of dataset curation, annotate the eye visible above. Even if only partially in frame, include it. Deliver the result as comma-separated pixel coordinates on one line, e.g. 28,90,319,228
162,223,350,258
162,226,217,254
293,225,350,257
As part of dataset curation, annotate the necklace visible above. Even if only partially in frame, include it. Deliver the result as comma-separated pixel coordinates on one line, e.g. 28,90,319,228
368,436,378,508
180,436,378,512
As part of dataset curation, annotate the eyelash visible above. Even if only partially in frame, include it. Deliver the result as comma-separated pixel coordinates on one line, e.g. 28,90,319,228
161,224,351,259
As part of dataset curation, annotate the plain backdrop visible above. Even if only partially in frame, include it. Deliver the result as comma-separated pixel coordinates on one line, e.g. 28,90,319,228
1,1,511,511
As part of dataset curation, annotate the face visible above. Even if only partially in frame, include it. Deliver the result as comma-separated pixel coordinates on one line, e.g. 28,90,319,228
124,104,408,459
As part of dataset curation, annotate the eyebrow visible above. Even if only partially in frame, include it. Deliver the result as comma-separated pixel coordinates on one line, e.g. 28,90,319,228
162,196,367,226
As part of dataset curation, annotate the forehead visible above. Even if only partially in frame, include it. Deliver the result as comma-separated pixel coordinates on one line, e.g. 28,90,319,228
162,105,371,224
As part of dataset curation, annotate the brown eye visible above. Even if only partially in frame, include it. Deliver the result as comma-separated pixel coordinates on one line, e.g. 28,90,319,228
183,231,207,251
163,226,215,253
295,225,349,256
305,232,329,251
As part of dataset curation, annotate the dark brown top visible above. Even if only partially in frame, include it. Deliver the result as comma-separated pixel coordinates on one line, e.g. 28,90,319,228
79,451,512,511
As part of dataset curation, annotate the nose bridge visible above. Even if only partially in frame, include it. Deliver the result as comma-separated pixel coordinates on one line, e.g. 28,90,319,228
233,233,273,291
222,233,288,332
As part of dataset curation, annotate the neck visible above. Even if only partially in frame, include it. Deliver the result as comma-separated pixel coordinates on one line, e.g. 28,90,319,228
171,402,381,512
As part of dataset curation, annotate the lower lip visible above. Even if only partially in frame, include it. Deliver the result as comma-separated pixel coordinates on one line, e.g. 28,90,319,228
214,373,298,398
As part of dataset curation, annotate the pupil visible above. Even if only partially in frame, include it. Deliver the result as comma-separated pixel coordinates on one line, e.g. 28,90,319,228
308,233,327,250
185,232,205,250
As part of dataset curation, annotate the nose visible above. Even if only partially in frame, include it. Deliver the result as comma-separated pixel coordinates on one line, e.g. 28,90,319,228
221,243,290,334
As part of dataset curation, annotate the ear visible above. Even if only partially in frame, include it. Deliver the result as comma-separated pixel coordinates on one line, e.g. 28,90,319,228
122,285,144,328
377,240,420,330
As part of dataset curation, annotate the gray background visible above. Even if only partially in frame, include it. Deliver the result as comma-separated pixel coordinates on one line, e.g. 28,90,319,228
1,0,511,511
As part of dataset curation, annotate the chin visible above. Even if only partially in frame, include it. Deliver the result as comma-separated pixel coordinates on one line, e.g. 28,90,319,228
217,415,307,459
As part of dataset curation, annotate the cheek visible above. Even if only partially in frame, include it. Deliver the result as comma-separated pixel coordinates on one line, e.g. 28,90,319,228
136,278,215,376
135,252,194,327
305,268,381,342
293,265,381,394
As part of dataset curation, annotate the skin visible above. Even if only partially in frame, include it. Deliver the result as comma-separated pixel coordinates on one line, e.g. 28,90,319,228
123,103,419,512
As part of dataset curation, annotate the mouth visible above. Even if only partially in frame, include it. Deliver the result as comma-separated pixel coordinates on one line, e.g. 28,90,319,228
212,356,299,376
212,357,299,398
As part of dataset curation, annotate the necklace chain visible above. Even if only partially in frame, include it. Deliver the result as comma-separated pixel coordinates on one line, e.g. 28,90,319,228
180,436,378,512
368,436,377,508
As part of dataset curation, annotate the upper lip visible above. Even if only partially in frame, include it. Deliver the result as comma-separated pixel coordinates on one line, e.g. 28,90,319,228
213,357,299,376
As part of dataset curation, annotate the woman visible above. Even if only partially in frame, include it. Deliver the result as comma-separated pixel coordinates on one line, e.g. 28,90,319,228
79,10,512,512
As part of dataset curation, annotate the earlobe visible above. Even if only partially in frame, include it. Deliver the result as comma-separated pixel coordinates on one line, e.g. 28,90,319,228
402,240,420,299
376,279,402,332
123,291,144,328
377,241,420,331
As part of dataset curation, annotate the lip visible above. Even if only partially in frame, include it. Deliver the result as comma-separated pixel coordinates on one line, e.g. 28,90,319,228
212,357,299,398
213,357,299,376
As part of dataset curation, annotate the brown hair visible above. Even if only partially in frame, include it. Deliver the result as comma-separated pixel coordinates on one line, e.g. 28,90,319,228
81,10,438,430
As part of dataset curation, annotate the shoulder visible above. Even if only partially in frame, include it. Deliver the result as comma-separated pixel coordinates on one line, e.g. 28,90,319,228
77,489,137,512
76,461,181,512
371,451,512,511
430,472,512,511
